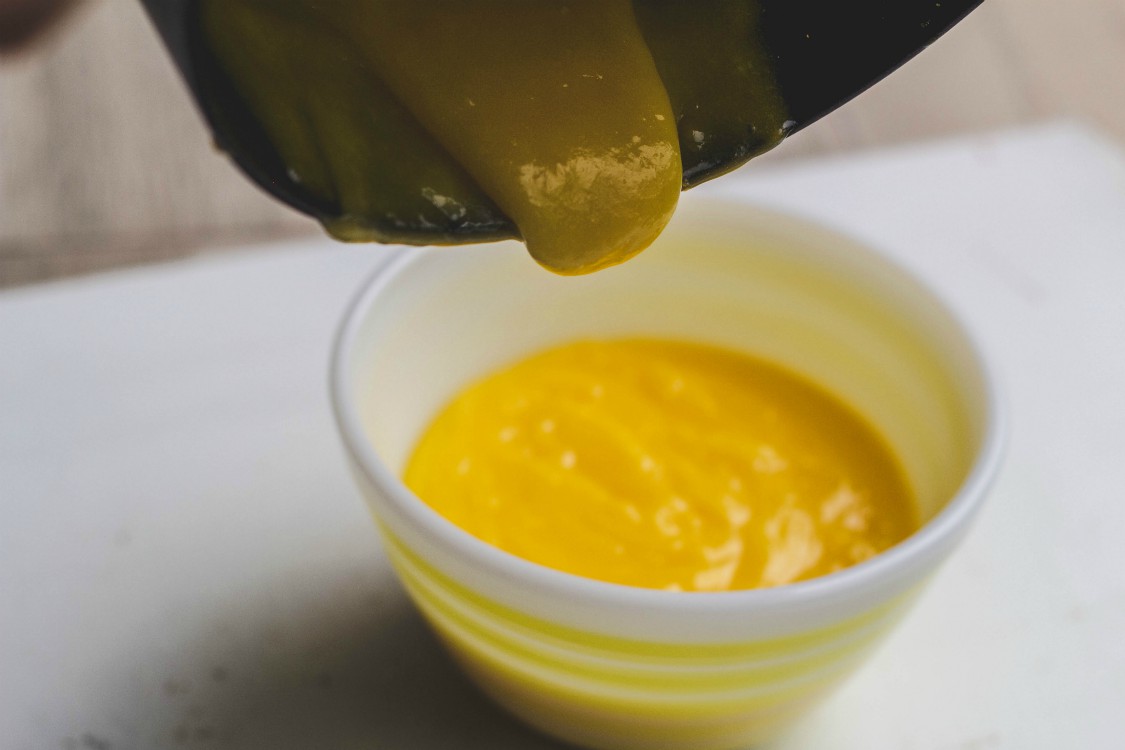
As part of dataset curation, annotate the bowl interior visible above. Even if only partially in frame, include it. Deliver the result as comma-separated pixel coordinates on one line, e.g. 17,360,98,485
343,200,988,527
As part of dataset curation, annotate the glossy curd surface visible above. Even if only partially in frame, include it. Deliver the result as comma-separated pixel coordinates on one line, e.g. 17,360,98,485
405,340,918,591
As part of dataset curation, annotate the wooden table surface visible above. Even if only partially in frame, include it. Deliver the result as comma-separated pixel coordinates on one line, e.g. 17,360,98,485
1,0,1122,288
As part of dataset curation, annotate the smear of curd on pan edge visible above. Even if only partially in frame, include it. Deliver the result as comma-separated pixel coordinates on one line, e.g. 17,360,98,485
200,0,787,274
405,340,919,592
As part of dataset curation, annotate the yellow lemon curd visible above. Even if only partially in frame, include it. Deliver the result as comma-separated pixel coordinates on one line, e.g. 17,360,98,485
405,340,918,592
199,1,786,274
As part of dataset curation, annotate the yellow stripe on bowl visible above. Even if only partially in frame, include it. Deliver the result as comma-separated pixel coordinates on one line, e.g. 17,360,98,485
383,531,914,694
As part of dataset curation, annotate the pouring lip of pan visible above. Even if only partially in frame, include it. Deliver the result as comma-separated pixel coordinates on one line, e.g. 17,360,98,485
329,203,1009,634
140,0,986,241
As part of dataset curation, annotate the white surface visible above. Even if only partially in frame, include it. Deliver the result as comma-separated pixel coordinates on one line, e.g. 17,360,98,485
2,121,1123,749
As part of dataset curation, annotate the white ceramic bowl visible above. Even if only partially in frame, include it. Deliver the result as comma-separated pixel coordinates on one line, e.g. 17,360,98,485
330,199,1005,750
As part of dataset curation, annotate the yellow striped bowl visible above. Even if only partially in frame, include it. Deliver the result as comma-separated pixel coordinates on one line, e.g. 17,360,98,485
331,199,1005,749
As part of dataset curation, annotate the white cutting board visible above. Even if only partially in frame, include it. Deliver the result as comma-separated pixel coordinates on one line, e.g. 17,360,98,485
2,121,1123,749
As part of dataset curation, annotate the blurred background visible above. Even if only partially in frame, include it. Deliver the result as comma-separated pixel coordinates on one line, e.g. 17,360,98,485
0,0,1121,288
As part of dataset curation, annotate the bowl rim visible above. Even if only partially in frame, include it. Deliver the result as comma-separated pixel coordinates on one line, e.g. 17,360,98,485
329,201,1008,622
